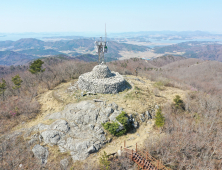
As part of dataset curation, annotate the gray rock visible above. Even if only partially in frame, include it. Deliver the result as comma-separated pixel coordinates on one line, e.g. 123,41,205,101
38,123,49,131
132,122,138,128
87,145,97,153
28,133,39,145
112,102,118,110
105,107,114,117
146,111,152,119
140,114,145,122
27,100,123,163
109,110,121,122
60,158,69,170
50,120,70,133
32,145,48,164
41,130,64,145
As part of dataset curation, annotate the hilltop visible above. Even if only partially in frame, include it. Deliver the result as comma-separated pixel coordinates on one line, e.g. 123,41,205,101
0,55,222,169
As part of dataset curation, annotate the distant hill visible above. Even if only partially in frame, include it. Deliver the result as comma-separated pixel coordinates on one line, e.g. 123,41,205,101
19,49,63,56
0,51,38,65
148,55,186,67
0,38,150,65
154,41,222,62
13,38,45,49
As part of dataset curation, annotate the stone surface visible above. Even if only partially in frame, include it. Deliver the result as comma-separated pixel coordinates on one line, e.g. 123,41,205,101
27,100,157,163
32,145,48,164
60,159,69,170
77,64,128,94
28,100,129,162
41,130,64,145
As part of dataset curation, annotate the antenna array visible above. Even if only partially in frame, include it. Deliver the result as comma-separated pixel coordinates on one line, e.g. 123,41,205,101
94,24,108,64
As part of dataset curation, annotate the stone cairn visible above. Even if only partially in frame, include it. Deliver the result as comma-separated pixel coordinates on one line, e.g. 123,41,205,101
77,64,128,94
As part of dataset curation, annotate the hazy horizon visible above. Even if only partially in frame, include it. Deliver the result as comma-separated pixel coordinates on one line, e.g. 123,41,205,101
1,0,222,33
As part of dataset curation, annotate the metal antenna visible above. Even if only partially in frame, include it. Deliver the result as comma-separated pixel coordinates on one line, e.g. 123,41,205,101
105,23,107,42
94,24,108,64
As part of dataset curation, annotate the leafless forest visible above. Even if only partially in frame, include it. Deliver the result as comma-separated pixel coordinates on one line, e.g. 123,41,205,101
0,55,222,169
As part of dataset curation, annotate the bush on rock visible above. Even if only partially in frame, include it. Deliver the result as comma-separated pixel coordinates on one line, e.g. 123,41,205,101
102,111,130,136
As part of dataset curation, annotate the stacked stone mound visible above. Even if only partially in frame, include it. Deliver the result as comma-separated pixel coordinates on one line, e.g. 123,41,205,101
77,64,127,94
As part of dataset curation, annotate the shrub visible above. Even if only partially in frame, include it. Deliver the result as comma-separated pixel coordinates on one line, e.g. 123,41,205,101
155,108,165,128
99,151,110,170
102,122,120,136
102,111,130,136
29,59,45,74
173,95,185,110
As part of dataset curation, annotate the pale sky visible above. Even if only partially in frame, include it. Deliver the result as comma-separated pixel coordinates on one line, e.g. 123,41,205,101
0,0,222,33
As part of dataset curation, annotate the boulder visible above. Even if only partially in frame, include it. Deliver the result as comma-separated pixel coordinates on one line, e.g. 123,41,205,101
32,145,48,164
87,145,97,153
60,158,69,170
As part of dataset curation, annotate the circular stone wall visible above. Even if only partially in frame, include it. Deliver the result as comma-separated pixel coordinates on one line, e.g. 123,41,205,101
77,65,128,94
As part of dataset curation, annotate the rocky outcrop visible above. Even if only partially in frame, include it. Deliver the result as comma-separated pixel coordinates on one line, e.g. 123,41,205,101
27,100,158,163
28,100,124,162
77,64,128,94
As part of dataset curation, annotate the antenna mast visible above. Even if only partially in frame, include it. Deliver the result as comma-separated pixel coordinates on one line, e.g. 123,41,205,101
95,24,108,64
105,23,107,42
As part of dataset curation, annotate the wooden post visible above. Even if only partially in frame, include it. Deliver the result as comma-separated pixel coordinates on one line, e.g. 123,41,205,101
136,143,137,153
157,160,159,170
121,146,122,151
124,140,126,148
142,158,144,169
131,149,133,161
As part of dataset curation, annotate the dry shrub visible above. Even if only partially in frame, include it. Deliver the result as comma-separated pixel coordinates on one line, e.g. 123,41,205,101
145,92,222,170
109,156,135,170
0,59,97,136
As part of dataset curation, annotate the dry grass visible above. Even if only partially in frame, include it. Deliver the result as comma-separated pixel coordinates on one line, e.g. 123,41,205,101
9,74,188,169
0,69,190,170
